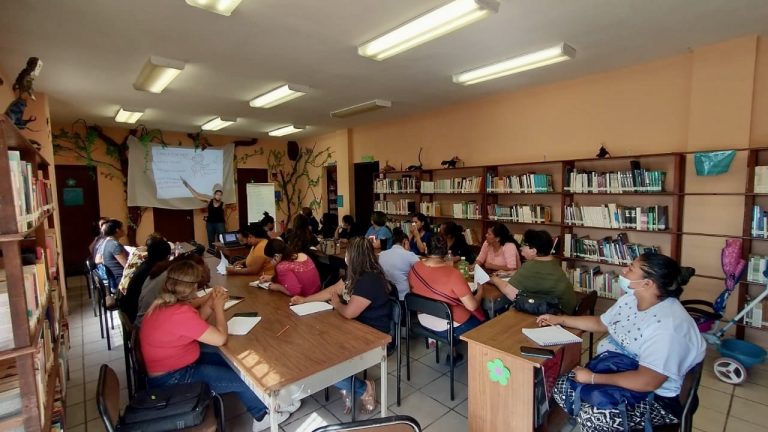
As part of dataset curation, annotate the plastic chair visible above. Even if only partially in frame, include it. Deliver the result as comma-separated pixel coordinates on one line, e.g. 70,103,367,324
90,269,118,350
311,415,421,432
116,310,135,399
96,364,224,432
404,293,458,401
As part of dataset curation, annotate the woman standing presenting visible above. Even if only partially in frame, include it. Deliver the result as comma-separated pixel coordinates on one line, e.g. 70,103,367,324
182,178,225,248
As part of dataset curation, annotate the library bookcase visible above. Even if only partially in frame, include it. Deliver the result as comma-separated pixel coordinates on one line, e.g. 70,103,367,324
373,147,768,341
0,115,67,431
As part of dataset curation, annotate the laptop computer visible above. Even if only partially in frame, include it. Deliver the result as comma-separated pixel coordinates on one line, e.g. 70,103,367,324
219,231,242,248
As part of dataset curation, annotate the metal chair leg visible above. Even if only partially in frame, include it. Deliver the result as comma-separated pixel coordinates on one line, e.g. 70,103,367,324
449,333,455,401
435,341,440,364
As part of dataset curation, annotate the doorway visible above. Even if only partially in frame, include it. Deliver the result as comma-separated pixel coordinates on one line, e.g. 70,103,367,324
55,165,101,276
236,168,269,227
153,208,195,243
353,161,379,229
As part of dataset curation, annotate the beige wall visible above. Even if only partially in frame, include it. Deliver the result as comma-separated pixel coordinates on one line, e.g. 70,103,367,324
0,66,15,112
52,127,339,246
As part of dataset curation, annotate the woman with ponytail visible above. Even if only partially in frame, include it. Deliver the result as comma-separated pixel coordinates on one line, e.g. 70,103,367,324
538,253,706,430
289,237,391,415
139,261,290,430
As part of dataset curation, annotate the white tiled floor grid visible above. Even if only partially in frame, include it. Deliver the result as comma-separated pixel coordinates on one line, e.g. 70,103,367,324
62,276,767,431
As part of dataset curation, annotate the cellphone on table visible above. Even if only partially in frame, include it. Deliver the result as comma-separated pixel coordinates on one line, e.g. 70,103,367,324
520,346,555,359
228,295,245,301
233,312,259,318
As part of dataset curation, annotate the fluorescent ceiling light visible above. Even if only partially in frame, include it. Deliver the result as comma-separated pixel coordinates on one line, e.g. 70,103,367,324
453,43,576,85
330,99,391,118
185,0,243,16
358,0,499,61
133,56,185,93
249,84,311,108
201,117,236,131
268,125,305,137
114,108,143,124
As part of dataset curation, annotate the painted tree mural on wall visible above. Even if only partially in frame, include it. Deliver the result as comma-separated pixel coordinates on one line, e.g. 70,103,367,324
267,141,334,225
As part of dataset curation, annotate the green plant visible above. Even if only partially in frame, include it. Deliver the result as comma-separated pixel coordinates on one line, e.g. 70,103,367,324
267,142,334,224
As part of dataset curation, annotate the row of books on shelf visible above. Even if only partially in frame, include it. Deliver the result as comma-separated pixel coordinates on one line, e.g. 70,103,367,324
563,264,622,299
747,254,768,283
421,176,482,193
374,177,419,194
750,205,768,239
374,199,416,215
487,204,552,224
743,296,765,328
485,172,554,193
7,150,54,233
754,166,768,194
563,204,669,231
563,232,661,265
563,167,666,193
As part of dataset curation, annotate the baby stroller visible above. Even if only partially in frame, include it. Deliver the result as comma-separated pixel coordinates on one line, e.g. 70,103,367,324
682,239,767,384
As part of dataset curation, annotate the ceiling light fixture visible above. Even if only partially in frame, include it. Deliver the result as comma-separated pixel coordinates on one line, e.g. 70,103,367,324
330,99,391,118
114,108,144,124
201,117,236,131
133,56,186,93
185,0,243,16
249,84,311,108
453,43,576,85
358,0,499,61
268,125,305,137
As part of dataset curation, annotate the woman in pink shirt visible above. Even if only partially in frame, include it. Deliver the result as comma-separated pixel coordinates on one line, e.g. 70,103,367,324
260,238,322,296
140,260,291,431
475,223,521,273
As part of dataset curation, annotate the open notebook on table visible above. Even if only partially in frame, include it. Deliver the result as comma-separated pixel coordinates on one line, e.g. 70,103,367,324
522,325,582,346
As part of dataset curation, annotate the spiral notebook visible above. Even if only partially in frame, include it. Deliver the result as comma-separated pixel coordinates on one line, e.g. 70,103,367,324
522,325,582,346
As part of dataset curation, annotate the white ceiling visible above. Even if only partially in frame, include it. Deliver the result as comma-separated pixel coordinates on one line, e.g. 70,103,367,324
1,0,768,140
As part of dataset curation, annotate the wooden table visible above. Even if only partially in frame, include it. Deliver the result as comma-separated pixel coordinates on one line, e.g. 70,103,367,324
460,310,580,432
204,256,391,431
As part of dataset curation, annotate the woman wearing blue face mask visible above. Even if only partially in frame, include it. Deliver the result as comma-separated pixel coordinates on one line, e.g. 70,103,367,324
537,253,706,430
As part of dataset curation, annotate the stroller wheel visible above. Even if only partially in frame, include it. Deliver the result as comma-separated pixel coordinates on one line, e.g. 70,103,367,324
713,357,748,384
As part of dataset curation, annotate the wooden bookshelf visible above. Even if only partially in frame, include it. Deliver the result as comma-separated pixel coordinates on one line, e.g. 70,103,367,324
0,115,66,432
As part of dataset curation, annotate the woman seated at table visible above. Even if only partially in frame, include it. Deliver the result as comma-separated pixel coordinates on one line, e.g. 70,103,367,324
335,214,359,243
537,253,705,430
94,219,129,292
260,238,321,297
121,235,172,323
258,211,281,239
408,212,433,256
441,221,475,263
475,223,520,273
140,260,289,430
408,235,486,362
88,216,110,257
227,225,275,276
135,252,213,326
488,229,578,314
284,213,320,254
289,237,390,415
365,211,393,251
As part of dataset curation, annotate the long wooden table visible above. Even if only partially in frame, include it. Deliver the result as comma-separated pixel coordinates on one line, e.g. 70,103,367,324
204,256,391,431
461,310,581,432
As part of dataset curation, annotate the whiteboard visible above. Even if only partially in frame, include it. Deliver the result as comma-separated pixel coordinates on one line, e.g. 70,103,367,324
246,183,276,224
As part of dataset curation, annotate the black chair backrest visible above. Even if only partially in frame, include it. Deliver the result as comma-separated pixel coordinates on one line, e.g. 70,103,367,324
96,364,120,432
311,414,422,431
678,361,704,431
575,291,598,316
404,293,453,322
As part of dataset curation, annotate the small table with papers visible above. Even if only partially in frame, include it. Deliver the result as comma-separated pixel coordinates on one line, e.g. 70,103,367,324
460,310,582,432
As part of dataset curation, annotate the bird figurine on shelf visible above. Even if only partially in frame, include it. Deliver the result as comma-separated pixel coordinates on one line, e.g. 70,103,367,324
596,145,611,159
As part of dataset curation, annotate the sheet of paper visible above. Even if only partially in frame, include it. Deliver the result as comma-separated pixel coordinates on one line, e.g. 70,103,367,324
474,264,490,285
468,282,478,293
248,281,271,290
228,316,261,335
290,301,333,316
217,251,228,275
224,298,244,310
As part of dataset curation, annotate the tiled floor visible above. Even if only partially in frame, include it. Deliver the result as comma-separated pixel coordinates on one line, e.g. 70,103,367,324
63,275,768,431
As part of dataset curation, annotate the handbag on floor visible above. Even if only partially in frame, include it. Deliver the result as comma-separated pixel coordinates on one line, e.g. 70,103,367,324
120,381,213,431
